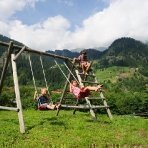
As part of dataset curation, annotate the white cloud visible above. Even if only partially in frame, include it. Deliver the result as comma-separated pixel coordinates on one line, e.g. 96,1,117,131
0,0,148,50
9,16,70,50
0,0,41,20
0,21,9,36
70,0,148,49
64,0,148,49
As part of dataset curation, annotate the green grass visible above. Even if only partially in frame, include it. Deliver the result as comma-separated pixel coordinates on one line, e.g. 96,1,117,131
95,66,130,83
0,110,148,147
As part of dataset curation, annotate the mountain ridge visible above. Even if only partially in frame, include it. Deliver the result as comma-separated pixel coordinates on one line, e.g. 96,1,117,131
0,35,148,67
98,37,148,67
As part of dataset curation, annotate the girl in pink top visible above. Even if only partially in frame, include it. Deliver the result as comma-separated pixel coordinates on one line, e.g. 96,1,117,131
70,80,103,99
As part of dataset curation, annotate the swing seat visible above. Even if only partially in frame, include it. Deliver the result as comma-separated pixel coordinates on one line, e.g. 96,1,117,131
38,103,48,110
38,105,48,110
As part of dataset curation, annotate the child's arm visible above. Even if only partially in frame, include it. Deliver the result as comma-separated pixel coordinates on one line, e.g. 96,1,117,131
80,85,84,89
47,94,52,103
34,91,38,100
69,83,73,93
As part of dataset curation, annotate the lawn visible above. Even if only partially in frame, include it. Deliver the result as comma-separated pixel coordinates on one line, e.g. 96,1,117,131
95,66,130,83
0,110,148,147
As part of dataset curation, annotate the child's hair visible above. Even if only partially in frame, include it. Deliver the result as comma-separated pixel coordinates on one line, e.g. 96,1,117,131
80,50,87,55
71,80,77,84
41,88,47,92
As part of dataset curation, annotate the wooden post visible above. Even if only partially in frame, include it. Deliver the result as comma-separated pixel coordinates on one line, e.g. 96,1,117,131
13,46,26,61
100,92,113,120
56,75,71,116
0,41,13,94
11,54,25,133
56,60,73,116
75,69,84,87
73,99,79,115
85,97,97,121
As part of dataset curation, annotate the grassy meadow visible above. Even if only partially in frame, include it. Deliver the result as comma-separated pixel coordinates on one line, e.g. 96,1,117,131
95,66,132,83
0,66,147,147
0,109,148,147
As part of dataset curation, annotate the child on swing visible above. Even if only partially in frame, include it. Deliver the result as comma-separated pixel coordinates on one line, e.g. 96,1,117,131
34,88,60,110
70,80,103,99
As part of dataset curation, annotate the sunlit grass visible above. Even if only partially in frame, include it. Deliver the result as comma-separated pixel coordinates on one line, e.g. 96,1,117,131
0,110,147,147
95,66,130,83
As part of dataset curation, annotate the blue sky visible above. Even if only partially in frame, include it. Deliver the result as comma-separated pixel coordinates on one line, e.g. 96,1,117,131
0,0,148,51
15,0,108,30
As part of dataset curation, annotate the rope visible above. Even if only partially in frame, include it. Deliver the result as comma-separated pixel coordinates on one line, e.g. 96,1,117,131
40,56,50,95
40,56,53,103
54,59,71,84
28,54,39,97
63,62,79,84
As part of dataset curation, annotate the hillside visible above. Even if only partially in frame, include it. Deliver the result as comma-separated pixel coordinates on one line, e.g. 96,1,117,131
0,34,102,60
0,34,102,88
0,35,148,87
47,48,102,60
0,34,23,55
0,35,148,68
98,37,148,67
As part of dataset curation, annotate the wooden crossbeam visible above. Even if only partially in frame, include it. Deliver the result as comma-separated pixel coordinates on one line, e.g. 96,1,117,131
61,104,108,109
0,106,19,111
0,41,72,61
87,97,105,100
81,81,99,84
13,46,26,61
78,73,95,77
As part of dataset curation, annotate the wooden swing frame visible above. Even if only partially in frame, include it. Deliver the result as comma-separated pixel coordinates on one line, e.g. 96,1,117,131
0,41,72,133
0,40,113,133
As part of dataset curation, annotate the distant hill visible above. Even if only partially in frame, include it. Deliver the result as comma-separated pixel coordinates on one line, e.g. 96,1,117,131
0,34,102,87
0,34,102,61
47,48,102,60
98,37,148,67
0,34,24,60
71,46,106,52
1,35,147,68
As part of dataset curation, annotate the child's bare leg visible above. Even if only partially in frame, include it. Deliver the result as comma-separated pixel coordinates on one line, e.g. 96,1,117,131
47,104,56,110
86,62,91,73
84,86,98,91
84,85,103,91
81,63,85,74
56,103,61,109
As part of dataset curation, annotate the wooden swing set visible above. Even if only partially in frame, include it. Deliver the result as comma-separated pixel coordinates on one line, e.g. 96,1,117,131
0,40,113,133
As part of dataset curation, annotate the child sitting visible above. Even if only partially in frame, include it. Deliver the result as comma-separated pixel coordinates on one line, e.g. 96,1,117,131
69,80,103,99
34,88,60,110
74,50,91,75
